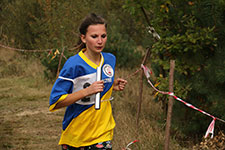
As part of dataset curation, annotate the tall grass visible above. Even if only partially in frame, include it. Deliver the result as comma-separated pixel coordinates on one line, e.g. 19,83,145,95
0,48,192,150
112,68,190,150
0,48,63,149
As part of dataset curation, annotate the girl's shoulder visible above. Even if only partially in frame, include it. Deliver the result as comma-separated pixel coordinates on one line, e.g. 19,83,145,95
64,53,81,66
102,52,115,59
102,52,116,67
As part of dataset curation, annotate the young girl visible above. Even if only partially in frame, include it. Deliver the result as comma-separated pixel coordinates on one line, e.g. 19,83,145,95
49,13,127,150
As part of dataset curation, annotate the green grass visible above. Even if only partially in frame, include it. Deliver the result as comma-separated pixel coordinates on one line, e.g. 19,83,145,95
0,48,192,150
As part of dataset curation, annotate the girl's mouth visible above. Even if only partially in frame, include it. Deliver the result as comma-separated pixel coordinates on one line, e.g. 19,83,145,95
96,46,103,50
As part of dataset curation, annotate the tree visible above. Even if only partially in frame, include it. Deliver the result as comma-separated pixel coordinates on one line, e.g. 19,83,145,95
123,0,225,142
0,0,142,78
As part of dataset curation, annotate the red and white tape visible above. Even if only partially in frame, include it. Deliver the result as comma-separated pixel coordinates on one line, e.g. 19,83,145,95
141,64,225,138
122,140,139,150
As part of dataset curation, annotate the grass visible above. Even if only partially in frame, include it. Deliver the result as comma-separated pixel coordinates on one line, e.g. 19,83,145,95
0,48,192,150
0,48,64,150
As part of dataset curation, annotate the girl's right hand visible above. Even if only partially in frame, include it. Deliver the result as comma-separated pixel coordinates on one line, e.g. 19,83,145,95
53,81,104,110
86,80,104,96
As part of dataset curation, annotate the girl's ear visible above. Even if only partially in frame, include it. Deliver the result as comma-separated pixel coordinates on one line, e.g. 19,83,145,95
80,34,86,44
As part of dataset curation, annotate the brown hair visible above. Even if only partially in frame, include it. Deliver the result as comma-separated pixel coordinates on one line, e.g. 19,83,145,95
75,13,107,51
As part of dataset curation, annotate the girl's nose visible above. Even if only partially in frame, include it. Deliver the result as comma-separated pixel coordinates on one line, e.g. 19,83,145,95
97,37,103,44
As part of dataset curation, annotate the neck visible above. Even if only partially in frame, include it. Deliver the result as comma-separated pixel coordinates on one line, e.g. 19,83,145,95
83,50,101,65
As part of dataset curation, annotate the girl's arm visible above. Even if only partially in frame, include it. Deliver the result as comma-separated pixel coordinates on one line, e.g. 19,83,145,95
53,80,104,110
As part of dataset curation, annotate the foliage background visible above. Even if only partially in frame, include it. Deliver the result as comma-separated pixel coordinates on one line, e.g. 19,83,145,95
122,0,225,140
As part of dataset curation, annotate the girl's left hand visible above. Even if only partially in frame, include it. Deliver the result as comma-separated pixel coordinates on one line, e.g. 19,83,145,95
113,78,127,91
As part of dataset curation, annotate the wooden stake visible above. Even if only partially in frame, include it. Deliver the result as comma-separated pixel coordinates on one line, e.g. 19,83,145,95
56,47,65,79
136,48,151,128
164,60,175,150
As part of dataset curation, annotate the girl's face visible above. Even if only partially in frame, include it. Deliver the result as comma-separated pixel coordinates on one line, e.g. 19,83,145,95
81,24,107,54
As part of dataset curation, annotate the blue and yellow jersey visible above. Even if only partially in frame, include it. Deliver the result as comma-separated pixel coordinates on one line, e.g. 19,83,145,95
49,49,116,147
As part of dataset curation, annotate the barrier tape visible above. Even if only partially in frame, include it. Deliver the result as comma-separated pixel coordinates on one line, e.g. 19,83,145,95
122,140,139,150
0,43,80,52
141,64,225,138
125,68,142,79
0,43,68,60
0,43,52,52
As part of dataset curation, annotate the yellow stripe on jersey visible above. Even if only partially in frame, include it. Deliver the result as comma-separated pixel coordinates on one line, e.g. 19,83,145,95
58,86,115,147
49,94,68,112
79,49,104,69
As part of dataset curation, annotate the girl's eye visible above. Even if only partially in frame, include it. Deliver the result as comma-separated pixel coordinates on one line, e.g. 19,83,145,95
101,34,107,38
91,35,98,38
